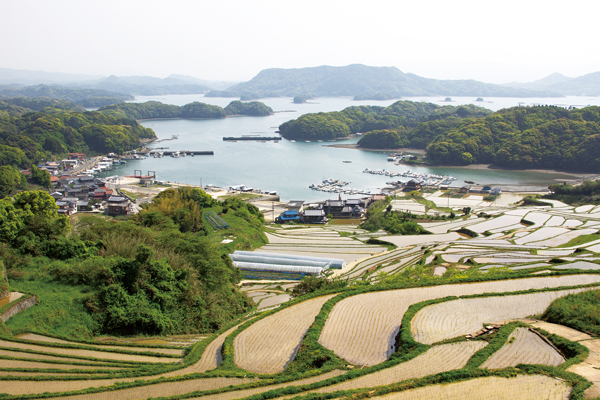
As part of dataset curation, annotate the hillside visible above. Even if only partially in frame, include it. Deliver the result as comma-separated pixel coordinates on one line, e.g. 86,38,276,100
425,105,600,171
206,64,560,99
0,98,155,174
0,187,265,337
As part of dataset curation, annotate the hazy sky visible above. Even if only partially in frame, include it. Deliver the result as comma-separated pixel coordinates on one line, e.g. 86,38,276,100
2,0,598,83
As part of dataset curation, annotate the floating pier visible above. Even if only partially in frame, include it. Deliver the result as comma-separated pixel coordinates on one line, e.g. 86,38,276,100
141,150,214,156
223,136,281,141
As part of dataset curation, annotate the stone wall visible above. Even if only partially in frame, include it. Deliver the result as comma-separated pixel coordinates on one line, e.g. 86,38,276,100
1,296,37,323
0,262,7,299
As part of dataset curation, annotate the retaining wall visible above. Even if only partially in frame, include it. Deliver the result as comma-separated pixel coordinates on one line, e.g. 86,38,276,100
1,296,37,323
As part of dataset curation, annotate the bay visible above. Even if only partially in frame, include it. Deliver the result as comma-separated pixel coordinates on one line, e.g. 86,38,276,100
101,95,600,202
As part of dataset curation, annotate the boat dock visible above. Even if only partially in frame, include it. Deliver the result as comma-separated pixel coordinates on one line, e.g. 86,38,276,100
140,150,214,156
223,136,281,141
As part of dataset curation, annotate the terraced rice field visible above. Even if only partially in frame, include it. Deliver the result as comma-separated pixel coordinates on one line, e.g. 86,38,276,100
306,341,486,395
5,196,600,400
481,328,565,369
182,370,346,400
17,334,185,356
234,294,337,374
411,287,596,344
319,275,600,365
2,376,254,397
0,339,179,363
363,375,571,400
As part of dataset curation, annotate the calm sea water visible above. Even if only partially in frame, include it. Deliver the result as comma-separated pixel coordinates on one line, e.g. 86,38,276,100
101,94,600,202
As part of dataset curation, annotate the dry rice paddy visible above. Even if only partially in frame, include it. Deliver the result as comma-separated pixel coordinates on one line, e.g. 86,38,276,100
307,341,486,395
365,375,571,400
234,294,337,374
0,339,179,363
481,328,565,369
411,287,595,344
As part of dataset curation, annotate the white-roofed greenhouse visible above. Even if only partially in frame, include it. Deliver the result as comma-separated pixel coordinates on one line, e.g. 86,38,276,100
230,251,346,280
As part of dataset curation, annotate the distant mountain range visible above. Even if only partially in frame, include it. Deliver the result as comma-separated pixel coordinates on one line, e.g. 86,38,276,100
0,68,239,96
502,72,600,96
206,64,576,99
2,65,600,104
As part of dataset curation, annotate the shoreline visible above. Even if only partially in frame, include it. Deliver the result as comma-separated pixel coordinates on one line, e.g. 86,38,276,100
325,144,597,181
326,143,426,154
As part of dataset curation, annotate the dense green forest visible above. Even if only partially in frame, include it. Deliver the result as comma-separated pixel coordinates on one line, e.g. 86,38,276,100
278,101,490,141
426,105,600,171
1,187,266,337
98,100,273,120
0,98,155,170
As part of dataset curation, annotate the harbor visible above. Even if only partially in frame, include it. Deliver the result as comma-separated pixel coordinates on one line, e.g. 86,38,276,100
92,95,589,202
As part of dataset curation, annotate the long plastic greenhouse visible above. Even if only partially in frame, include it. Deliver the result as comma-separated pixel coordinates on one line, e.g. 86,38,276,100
233,251,346,269
229,254,331,268
231,262,324,276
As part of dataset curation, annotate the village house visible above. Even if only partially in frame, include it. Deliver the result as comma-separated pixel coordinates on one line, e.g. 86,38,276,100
106,196,132,216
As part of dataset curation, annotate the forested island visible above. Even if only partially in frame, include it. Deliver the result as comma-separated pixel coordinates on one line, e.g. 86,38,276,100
278,101,491,141
98,100,273,120
281,100,600,173
0,85,133,108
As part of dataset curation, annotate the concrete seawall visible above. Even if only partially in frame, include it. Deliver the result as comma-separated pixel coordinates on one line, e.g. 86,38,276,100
1,296,37,323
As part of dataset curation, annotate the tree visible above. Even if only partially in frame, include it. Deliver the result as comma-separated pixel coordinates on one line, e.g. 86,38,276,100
0,166,25,198
30,165,52,189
